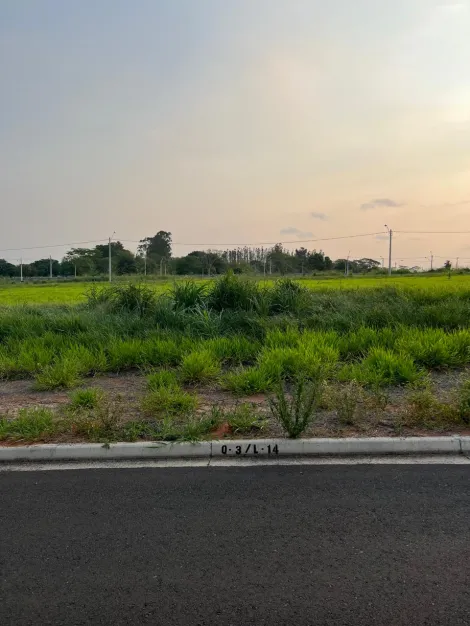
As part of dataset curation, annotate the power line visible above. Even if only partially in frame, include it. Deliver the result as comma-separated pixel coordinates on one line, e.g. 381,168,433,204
0,239,107,254
396,230,470,235
122,231,384,247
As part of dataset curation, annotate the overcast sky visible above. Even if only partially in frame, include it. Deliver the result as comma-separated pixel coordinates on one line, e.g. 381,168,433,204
1,0,470,267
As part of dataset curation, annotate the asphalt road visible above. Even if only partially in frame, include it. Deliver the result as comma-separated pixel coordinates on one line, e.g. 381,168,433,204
1,465,470,626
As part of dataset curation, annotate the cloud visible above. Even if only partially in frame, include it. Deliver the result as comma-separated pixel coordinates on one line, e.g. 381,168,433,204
280,227,314,239
360,198,404,210
310,211,327,220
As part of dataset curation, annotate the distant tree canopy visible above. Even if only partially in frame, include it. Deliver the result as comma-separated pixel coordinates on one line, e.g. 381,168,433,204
0,228,440,278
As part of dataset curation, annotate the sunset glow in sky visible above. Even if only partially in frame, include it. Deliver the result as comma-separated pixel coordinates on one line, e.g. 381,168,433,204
1,1,470,267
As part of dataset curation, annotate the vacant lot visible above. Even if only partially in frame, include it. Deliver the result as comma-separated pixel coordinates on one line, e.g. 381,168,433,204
1,274,470,443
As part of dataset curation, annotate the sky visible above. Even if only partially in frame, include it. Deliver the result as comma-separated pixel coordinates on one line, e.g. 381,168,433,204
1,0,470,268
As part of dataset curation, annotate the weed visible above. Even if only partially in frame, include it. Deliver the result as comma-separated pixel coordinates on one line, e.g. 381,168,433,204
179,350,221,384
456,378,470,424
208,272,259,311
68,388,102,411
403,386,459,429
340,348,421,387
268,375,321,438
0,407,57,441
331,381,364,425
141,387,198,416
226,403,268,434
147,369,179,390
69,394,124,440
34,358,82,390
224,367,275,396
172,281,207,310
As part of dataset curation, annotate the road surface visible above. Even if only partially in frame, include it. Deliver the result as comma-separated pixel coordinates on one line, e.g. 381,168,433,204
1,464,469,625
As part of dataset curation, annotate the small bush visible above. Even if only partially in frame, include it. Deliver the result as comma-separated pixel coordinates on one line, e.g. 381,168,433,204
141,387,198,416
0,407,56,441
147,369,179,391
179,350,221,384
269,375,321,438
34,358,82,391
402,384,459,429
68,388,102,411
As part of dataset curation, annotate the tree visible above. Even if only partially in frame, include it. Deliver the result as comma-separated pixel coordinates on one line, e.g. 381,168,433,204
0,259,17,277
138,231,172,263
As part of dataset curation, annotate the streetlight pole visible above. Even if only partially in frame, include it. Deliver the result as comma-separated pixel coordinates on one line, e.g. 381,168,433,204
385,225,393,276
49,255,53,279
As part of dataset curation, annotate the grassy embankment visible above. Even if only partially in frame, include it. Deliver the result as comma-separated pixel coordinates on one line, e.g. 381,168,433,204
1,275,470,442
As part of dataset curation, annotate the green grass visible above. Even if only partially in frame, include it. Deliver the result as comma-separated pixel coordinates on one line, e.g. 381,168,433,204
0,407,57,441
141,387,199,416
179,350,221,384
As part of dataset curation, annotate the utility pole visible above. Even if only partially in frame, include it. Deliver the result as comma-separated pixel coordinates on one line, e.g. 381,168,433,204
108,231,115,283
74,264,77,279
345,251,350,277
160,258,163,277
49,256,53,279
456,257,459,270
430,251,433,271
20,257,23,283
144,246,148,277
385,225,393,276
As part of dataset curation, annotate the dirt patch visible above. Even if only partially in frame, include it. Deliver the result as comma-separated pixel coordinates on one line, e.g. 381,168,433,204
1,367,470,440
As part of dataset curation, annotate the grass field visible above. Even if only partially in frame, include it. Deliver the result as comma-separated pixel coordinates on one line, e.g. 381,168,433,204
1,273,470,305
1,274,470,443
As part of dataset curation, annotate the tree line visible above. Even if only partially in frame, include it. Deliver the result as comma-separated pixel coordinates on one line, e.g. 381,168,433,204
0,231,437,278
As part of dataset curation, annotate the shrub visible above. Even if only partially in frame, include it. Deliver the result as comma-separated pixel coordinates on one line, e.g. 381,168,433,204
268,375,321,438
34,358,82,391
0,407,56,441
141,387,198,416
179,350,221,384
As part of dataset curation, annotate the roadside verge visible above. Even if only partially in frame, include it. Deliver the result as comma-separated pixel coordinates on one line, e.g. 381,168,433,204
1,436,470,462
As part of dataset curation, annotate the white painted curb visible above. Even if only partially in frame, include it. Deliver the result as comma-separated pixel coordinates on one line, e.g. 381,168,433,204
0,436,465,462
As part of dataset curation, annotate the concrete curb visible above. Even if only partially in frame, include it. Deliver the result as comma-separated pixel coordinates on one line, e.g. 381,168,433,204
0,436,468,462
